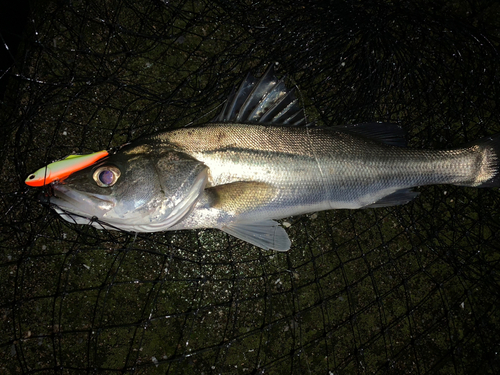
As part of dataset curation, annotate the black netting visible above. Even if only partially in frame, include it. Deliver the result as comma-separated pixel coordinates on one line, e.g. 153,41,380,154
1,0,500,373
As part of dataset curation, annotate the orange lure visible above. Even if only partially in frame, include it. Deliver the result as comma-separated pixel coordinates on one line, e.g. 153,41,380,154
25,150,109,187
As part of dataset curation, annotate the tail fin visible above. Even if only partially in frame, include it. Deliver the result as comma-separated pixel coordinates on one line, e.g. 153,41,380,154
472,134,500,187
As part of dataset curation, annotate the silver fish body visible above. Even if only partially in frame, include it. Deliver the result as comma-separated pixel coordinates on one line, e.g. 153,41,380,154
150,123,498,223
41,67,500,250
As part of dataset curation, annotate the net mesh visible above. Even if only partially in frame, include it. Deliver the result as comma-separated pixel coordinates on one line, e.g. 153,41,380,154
1,0,500,373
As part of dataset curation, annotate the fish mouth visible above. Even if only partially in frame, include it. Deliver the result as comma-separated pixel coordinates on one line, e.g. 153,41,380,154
41,183,116,222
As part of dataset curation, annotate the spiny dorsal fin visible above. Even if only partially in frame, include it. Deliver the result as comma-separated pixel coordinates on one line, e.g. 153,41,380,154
213,65,306,126
334,122,408,147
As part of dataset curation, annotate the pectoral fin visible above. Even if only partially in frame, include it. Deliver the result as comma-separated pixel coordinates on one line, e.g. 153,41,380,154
222,220,291,251
207,181,277,213
206,181,290,250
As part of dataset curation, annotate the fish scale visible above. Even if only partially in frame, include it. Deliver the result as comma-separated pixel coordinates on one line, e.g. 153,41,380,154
28,67,500,251
154,123,491,215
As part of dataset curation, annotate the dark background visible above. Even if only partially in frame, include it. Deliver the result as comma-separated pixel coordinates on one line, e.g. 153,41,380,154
0,1,30,98
1,0,499,374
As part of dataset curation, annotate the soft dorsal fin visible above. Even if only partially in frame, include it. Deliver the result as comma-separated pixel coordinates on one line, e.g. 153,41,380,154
334,122,407,147
213,65,306,126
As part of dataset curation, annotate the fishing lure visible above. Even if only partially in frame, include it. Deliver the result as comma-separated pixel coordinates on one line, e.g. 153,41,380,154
25,150,109,187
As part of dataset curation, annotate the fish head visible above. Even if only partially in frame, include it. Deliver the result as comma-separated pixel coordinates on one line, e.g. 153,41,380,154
44,144,208,232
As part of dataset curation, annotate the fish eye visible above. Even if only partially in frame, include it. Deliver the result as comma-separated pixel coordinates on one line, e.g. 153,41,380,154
93,166,121,187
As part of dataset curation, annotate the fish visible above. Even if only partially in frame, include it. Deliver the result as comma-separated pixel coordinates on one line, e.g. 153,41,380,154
30,66,500,251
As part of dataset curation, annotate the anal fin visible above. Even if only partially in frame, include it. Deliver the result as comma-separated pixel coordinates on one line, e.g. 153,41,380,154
364,188,419,208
